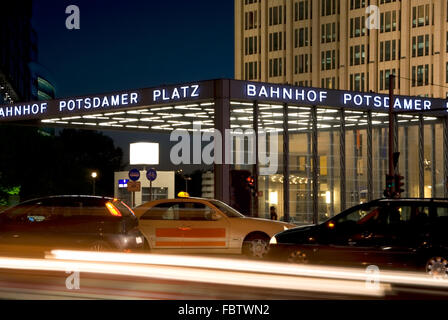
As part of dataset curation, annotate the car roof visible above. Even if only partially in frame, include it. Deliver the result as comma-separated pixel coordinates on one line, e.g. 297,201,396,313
18,195,115,205
375,198,448,204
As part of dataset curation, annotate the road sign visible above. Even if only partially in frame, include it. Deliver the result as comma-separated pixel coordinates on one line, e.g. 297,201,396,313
128,169,140,182
146,168,157,182
127,181,141,192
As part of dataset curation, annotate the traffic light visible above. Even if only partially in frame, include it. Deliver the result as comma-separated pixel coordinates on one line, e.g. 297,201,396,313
384,174,395,198
230,170,252,215
246,176,256,196
395,174,405,198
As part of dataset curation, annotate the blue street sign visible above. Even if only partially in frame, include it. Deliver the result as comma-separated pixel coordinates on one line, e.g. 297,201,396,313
128,169,140,182
146,168,157,182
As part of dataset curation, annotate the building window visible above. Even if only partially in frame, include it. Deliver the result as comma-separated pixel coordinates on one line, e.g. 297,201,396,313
269,6,285,26
295,28,309,48
350,17,366,38
321,0,336,16
350,45,365,66
380,69,396,91
295,54,310,74
245,61,258,80
350,73,365,92
350,0,366,10
446,62,448,83
380,11,397,33
412,64,429,87
245,36,258,56
245,11,258,30
269,58,283,77
412,5,430,28
321,50,336,71
295,0,309,21
269,32,283,52
142,187,169,202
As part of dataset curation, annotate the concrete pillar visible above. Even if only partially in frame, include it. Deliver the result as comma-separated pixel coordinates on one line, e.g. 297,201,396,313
214,79,231,204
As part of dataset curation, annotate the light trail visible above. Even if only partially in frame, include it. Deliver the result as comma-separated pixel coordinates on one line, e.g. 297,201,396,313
48,250,448,289
0,255,388,297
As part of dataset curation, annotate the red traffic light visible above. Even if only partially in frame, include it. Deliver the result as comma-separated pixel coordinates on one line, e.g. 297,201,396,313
246,176,255,187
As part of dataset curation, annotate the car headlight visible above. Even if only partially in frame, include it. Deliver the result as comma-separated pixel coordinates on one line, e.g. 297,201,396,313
269,236,277,245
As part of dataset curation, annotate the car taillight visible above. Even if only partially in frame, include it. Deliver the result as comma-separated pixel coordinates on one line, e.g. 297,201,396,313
106,202,122,217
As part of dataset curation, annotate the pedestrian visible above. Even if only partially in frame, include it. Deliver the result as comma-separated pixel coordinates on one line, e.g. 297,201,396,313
270,206,278,221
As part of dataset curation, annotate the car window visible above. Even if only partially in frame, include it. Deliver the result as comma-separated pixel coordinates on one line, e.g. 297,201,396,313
432,205,448,223
141,203,180,220
50,198,132,218
333,204,381,226
2,200,57,223
209,200,244,218
179,203,214,221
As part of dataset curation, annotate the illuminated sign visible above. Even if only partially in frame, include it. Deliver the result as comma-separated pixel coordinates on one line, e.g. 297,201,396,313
152,84,200,102
0,103,48,118
247,84,328,104
1,80,447,123
245,83,441,113
118,179,129,188
59,93,139,112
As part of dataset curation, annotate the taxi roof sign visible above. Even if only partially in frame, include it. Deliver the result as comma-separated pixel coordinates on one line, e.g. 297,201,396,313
177,192,190,198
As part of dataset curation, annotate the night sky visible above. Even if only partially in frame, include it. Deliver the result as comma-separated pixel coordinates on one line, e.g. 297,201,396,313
31,0,234,171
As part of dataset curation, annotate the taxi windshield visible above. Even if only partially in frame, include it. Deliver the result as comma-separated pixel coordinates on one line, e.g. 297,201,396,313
209,200,245,218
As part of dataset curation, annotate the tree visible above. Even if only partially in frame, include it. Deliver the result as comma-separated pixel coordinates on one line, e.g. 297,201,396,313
0,125,124,205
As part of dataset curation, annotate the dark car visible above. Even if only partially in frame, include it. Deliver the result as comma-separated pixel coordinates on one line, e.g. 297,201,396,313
269,199,448,277
0,196,145,254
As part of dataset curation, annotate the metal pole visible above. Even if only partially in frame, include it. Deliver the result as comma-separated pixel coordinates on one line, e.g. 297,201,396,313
431,124,436,198
329,129,335,217
388,74,396,192
150,180,153,201
419,115,425,198
253,100,259,218
283,103,290,222
93,179,96,196
312,107,319,224
340,109,346,211
367,111,373,202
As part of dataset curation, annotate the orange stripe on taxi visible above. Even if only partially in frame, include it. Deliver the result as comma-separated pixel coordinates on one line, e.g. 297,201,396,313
156,228,226,238
156,242,226,247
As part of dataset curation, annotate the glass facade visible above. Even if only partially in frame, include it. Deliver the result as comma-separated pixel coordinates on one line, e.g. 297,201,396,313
230,101,446,225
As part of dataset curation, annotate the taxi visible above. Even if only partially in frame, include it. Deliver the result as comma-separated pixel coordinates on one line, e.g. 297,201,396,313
134,197,297,258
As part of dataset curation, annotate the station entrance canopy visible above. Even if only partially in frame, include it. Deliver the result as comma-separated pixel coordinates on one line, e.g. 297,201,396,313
2,79,448,223
0,79,447,131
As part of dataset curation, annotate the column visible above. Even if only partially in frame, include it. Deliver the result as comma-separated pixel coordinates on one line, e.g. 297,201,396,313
214,79,231,204
340,109,346,211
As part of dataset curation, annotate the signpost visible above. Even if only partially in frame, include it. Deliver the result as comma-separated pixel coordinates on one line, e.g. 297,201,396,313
146,168,157,201
128,169,140,182
128,169,141,207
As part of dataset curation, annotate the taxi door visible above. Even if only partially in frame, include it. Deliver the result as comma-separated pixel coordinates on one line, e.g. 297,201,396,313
138,202,184,249
177,201,229,252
